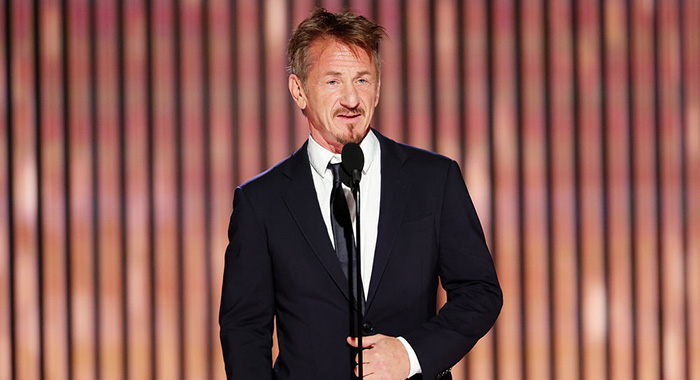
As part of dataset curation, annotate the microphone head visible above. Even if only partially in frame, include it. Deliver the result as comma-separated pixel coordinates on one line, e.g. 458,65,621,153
341,142,364,187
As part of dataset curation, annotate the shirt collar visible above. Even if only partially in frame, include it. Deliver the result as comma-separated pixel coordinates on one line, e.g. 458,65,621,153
308,129,380,179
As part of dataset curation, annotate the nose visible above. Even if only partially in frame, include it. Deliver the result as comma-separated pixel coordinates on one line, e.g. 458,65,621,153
340,83,360,109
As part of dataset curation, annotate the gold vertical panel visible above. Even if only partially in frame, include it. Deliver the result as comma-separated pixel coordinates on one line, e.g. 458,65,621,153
376,0,404,142
657,2,686,380
603,1,634,379
207,0,234,379
236,1,263,183
40,0,70,379
123,1,152,379
630,2,662,380
180,1,209,378
95,1,125,378
0,1,10,377
67,0,97,378
490,1,522,380
263,0,293,166
152,1,181,379
11,1,42,380
682,2,700,380
520,1,550,380
434,0,460,160
463,1,495,380
405,0,431,149
576,1,607,379
548,2,580,379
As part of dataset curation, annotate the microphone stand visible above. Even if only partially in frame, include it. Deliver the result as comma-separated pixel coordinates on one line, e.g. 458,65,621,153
351,172,364,379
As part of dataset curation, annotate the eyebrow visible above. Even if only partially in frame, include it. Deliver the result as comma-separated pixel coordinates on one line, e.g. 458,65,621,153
322,70,374,77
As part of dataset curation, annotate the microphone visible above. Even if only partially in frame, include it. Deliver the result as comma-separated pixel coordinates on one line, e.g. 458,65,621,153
340,142,364,189
341,141,366,379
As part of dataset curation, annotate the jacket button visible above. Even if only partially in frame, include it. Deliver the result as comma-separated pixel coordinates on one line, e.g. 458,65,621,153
362,322,374,334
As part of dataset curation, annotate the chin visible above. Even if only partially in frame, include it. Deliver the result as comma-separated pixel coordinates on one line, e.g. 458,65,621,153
340,131,365,145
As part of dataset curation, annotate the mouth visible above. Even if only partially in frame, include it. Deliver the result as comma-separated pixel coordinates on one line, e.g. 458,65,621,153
336,113,362,120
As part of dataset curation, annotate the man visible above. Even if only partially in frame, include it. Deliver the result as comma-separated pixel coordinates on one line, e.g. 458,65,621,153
219,8,502,380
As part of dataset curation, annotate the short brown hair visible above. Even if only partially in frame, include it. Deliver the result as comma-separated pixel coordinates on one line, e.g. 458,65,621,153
287,8,386,84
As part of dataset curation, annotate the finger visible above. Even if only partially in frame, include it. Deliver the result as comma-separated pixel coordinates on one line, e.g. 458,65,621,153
354,352,373,367
355,364,374,378
358,333,384,346
353,362,374,376
347,336,364,348
347,335,378,348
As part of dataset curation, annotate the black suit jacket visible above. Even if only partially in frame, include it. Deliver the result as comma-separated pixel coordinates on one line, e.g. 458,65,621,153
219,130,502,379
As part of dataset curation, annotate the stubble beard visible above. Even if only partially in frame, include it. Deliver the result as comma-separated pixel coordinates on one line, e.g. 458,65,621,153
334,124,366,146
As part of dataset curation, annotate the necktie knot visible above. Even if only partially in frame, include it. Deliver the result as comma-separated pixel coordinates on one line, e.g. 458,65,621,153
328,162,342,187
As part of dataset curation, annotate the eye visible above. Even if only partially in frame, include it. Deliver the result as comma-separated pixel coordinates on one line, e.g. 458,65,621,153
357,78,368,84
327,80,339,85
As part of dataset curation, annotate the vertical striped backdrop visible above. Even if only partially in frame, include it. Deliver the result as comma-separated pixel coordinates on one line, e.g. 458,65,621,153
2,1,699,379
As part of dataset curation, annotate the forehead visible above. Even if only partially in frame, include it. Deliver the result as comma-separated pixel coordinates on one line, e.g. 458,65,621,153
307,39,376,75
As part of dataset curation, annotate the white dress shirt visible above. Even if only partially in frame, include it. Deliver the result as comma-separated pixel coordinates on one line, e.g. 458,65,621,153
307,130,422,377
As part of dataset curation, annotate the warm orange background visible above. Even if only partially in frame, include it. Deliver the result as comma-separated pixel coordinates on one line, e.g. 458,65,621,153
2,1,699,379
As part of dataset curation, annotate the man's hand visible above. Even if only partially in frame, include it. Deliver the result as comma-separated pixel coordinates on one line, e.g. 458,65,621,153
347,334,410,380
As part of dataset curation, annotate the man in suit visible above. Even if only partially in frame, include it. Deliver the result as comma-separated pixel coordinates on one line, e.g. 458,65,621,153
219,8,502,380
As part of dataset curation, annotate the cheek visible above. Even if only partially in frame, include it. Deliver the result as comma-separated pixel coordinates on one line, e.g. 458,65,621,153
312,95,331,110
361,90,378,104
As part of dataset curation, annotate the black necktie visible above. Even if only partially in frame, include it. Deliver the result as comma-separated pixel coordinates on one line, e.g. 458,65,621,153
329,163,366,321
329,163,352,279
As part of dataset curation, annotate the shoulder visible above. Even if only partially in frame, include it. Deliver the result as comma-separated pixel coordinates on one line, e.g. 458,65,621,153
375,130,457,175
237,142,309,198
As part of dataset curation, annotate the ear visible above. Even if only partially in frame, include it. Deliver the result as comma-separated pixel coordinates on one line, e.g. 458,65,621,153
288,74,307,110
374,74,382,107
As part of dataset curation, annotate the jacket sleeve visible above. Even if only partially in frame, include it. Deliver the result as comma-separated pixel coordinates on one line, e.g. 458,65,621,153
403,160,503,378
219,187,275,379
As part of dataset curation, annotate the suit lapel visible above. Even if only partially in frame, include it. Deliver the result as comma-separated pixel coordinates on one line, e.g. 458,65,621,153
281,142,351,301
366,132,412,311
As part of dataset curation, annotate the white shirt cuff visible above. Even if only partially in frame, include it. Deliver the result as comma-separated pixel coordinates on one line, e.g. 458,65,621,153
397,336,422,377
